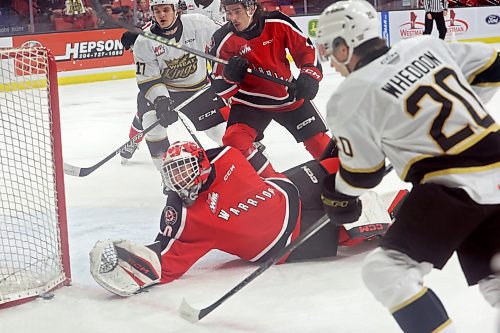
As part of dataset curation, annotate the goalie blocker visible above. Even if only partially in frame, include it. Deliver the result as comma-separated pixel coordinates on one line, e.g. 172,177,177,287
90,147,407,296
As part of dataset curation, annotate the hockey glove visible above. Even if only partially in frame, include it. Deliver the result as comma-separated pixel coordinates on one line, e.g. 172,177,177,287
89,239,161,297
154,96,177,127
321,174,362,225
295,66,322,100
223,56,249,83
121,31,139,51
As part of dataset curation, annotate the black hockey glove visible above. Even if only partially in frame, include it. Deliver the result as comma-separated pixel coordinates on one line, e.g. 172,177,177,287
154,96,177,127
223,56,249,83
295,66,323,100
121,31,139,51
321,174,362,225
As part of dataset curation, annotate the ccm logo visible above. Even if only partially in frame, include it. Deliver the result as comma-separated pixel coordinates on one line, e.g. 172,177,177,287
358,224,385,232
262,39,273,45
198,110,216,120
224,164,235,181
301,165,318,183
297,116,315,130
301,68,321,80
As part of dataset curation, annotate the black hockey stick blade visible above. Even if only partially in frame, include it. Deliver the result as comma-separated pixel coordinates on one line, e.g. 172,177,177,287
64,86,209,177
178,214,331,323
63,120,158,177
89,0,294,88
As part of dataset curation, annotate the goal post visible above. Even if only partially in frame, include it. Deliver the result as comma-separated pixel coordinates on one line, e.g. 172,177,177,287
0,46,71,308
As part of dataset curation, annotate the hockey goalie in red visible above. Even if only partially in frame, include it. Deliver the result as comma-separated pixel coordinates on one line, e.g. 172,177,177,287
90,141,406,296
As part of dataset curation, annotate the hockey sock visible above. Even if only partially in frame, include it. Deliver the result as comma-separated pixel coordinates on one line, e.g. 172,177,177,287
303,132,332,160
128,126,144,143
392,288,454,333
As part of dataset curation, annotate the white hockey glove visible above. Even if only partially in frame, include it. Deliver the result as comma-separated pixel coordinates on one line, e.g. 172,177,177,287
89,240,161,297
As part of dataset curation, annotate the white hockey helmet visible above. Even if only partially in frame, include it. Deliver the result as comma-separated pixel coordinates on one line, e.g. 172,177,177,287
150,0,179,11
162,141,211,206
316,0,380,65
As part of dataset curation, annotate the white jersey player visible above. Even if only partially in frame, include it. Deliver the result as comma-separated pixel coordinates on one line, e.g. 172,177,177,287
122,0,228,190
181,0,224,22
317,1,500,332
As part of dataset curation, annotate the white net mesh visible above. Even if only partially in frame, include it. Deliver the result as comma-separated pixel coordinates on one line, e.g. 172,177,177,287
0,47,69,306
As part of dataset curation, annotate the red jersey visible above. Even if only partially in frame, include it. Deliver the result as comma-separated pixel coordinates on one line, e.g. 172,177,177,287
208,11,322,112
155,147,301,283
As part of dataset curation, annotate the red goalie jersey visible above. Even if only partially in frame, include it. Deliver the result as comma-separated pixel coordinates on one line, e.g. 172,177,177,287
208,11,322,112
154,146,301,283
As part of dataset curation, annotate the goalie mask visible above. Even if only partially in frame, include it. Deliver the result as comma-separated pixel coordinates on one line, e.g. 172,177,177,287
316,0,380,66
162,141,211,206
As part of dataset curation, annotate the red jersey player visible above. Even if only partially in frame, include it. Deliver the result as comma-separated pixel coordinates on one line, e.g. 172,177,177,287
208,0,332,176
89,141,406,296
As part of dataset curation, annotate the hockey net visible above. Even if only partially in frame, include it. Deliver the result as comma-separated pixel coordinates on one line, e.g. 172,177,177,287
0,47,70,308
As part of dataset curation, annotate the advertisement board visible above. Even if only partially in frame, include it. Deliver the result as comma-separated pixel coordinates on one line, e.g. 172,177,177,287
10,29,133,72
1,7,498,83
387,6,500,45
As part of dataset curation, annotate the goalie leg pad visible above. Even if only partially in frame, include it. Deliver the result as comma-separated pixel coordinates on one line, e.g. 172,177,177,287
90,240,161,297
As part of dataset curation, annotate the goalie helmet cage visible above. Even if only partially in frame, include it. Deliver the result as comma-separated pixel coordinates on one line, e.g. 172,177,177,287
0,46,70,308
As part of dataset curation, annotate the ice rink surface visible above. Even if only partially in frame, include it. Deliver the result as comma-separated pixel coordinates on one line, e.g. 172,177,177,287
1,66,499,332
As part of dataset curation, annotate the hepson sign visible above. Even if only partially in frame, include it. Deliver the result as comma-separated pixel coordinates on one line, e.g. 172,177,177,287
11,28,133,71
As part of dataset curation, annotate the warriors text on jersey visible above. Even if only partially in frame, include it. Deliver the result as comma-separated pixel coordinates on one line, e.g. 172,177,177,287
209,11,321,112
326,36,500,204
133,13,219,103
154,146,301,283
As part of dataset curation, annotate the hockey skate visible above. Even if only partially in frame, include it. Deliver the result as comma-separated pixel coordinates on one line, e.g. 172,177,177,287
120,142,139,164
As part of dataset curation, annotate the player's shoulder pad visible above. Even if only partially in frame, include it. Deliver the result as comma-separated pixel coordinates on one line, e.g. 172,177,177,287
262,10,301,30
208,22,233,55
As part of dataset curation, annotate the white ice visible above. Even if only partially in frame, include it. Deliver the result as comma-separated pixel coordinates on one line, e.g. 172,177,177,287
1,66,499,333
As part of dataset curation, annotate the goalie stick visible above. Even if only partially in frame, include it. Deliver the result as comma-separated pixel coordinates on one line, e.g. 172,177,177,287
178,164,395,323
89,0,295,89
179,214,331,323
64,86,208,177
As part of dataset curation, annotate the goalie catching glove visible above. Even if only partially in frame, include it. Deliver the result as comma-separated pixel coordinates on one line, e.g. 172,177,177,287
89,240,161,297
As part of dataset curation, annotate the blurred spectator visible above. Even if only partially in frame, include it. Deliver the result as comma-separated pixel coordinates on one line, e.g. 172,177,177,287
97,5,119,27
36,0,65,32
12,0,38,19
51,0,97,31
136,0,152,27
